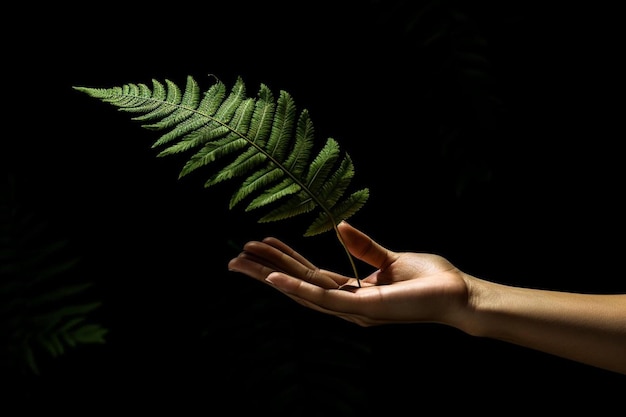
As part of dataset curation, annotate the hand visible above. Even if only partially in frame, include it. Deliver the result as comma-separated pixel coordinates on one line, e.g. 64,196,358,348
228,221,471,327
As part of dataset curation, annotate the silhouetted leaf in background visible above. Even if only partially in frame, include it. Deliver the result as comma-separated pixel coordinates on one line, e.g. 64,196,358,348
0,174,107,376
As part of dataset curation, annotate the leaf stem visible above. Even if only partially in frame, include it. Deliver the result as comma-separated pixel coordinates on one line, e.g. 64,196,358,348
333,223,361,288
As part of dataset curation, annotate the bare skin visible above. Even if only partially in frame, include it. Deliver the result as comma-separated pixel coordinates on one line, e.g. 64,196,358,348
228,221,626,375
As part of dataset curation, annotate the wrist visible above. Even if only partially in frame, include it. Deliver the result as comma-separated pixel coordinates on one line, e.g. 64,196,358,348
453,275,502,338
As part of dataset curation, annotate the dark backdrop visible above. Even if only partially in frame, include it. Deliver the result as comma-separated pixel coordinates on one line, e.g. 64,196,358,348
2,0,625,414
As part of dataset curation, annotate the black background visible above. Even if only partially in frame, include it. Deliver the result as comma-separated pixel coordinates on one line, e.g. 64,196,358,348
2,0,625,414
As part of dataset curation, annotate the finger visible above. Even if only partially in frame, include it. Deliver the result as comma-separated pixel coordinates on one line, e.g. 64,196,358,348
266,276,391,327
228,253,277,282
231,241,342,289
241,241,316,277
262,236,354,287
261,237,317,269
287,293,383,327
338,221,399,270
317,268,355,287
265,271,368,314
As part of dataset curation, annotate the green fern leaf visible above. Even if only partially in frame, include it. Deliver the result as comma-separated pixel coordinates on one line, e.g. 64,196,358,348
73,74,370,281
70,323,108,344
73,74,368,237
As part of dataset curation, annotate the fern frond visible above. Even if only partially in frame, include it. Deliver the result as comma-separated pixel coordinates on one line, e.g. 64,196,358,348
73,74,369,237
73,74,370,282
1,174,107,375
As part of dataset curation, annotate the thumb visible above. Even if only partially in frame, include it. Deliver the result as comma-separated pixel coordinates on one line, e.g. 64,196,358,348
337,221,398,270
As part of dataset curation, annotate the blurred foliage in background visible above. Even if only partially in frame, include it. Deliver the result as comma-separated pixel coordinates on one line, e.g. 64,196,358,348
0,174,107,378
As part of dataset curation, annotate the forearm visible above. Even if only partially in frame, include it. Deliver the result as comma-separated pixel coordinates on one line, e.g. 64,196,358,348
460,277,626,375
